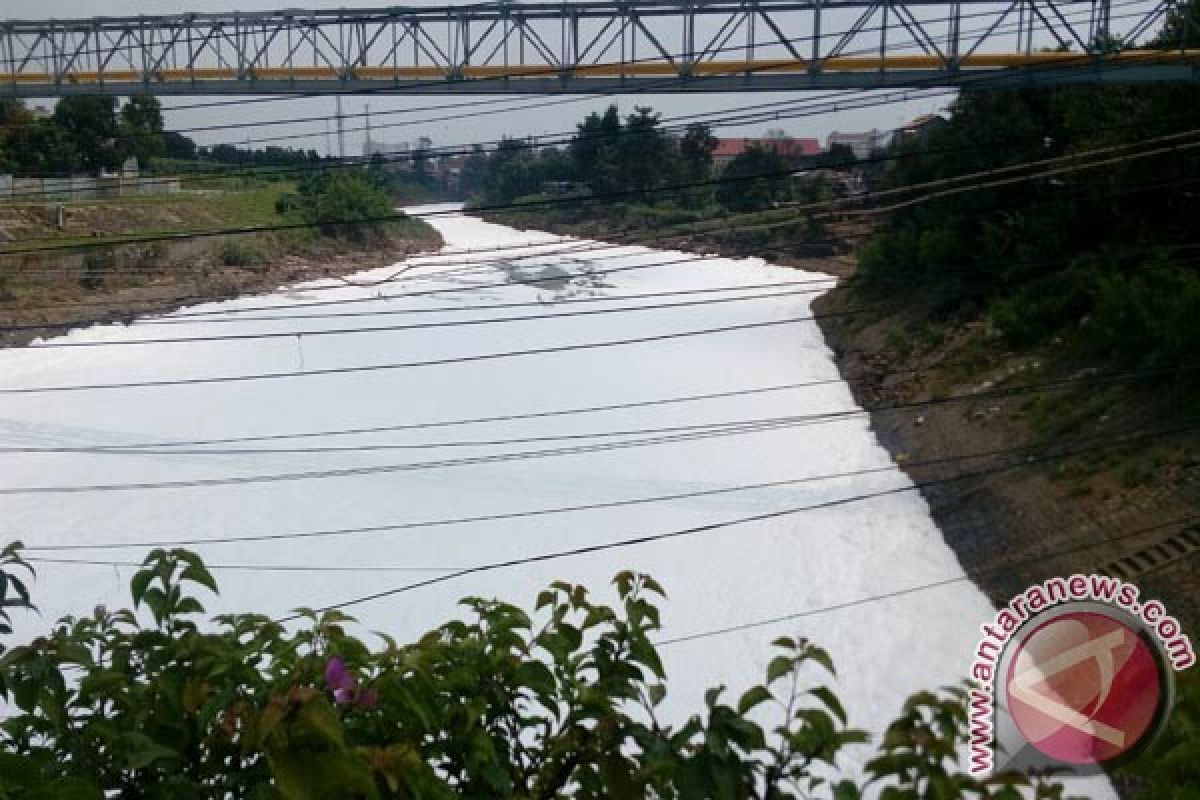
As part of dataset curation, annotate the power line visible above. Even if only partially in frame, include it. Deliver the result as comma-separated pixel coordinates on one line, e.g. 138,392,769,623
280,423,1196,619
22,557,458,573
10,101,1200,275
656,515,1200,646
0,314,825,395
6,118,1197,261
7,279,838,331
0,412,853,456
16,285,839,350
5,361,1190,456
0,414,880,494
12,410,1197,548
0,379,813,447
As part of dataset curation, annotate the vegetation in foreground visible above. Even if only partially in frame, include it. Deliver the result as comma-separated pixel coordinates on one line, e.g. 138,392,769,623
0,542,1104,799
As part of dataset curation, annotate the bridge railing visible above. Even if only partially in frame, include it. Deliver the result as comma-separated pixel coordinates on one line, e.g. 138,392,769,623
0,0,1192,95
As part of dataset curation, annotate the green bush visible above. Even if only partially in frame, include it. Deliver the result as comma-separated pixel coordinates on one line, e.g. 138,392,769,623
274,192,303,214
79,249,117,290
297,171,396,239
0,545,1060,799
1086,257,1200,374
218,239,264,267
989,265,1097,348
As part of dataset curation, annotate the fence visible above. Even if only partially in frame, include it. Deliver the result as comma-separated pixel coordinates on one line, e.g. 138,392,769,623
0,173,181,202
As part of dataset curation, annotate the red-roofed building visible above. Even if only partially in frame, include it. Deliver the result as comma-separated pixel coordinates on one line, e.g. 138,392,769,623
712,137,822,169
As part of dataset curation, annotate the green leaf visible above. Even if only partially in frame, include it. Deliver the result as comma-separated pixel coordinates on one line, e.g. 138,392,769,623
766,654,794,684
122,733,178,770
295,696,345,747
174,596,206,616
181,562,219,595
628,633,665,679
833,778,862,800
804,643,838,677
130,569,154,607
737,685,772,714
36,778,104,800
514,660,556,698
810,685,848,725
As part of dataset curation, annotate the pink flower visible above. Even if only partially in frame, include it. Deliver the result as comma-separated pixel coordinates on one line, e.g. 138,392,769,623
325,656,356,705
324,656,376,709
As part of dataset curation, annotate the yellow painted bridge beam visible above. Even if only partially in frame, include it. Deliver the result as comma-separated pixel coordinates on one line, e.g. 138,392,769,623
2,51,1198,84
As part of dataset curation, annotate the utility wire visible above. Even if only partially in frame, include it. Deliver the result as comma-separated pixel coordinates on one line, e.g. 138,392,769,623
6,119,1198,260
0,314,834,395
0,414,885,494
4,279,838,331
4,360,1190,456
11,100,1200,271
22,422,1190,570
656,515,1200,646
278,423,1196,619
16,286,835,349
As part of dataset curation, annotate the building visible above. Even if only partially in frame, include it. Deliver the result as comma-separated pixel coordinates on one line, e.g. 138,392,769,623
712,137,822,169
826,129,892,160
363,140,409,159
894,114,948,144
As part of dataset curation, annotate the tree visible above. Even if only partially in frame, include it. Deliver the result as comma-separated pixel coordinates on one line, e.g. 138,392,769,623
716,144,792,212
1148,0,1200,48
119,94,165,166
679,122,718,207
570,105,622,194
53,95,119,171
459,144,489,198
296,171,395,238
0,545,1062,799
819,142,858,169
2,119,79,173
616,106,674,196
163,130,198,161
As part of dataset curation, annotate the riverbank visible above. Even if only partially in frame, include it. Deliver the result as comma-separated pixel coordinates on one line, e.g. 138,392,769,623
482,203,863,277
811,284,1200,629
0,189,442,347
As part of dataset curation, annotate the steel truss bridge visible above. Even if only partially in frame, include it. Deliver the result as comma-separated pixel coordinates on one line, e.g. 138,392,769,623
1,1,1196,97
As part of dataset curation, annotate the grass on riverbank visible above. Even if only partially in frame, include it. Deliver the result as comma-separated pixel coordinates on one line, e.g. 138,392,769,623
0,181,442,346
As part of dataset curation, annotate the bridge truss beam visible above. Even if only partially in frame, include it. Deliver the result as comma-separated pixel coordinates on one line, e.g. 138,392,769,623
0,0,1195,96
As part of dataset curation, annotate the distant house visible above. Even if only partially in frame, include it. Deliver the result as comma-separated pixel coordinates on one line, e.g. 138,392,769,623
826,129,892,160
895,114,948,143
364,140,410,170
712,137,822,169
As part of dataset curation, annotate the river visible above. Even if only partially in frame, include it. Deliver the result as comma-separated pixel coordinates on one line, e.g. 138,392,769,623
0,205,1065,781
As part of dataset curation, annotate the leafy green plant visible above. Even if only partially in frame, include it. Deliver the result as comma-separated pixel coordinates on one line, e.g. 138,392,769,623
0,548,1056,799
79,249,116,290
218,239,265,267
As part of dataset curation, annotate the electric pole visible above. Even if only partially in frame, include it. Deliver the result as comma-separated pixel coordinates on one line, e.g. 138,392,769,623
336,96,346,160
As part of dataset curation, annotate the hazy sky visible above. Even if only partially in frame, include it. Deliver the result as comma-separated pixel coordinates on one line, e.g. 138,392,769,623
2,0,1018,157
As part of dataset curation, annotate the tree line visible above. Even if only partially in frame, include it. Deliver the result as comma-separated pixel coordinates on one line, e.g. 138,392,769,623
0,96,325,176
856,3,1200,390
468,104,857,214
